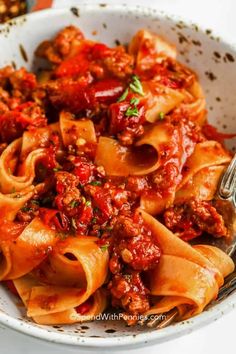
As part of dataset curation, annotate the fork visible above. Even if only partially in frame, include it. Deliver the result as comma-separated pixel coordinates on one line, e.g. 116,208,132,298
139,153,236,329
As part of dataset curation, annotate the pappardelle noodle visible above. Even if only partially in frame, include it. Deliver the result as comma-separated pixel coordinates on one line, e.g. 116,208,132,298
0,26,235,326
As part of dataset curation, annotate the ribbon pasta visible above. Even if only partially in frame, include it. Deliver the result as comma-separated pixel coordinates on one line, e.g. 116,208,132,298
0,26,234,328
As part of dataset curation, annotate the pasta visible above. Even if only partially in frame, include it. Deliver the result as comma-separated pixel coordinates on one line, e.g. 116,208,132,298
0,25,235,327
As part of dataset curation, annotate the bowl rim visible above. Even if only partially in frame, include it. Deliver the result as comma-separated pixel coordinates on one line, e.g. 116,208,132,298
0,3,236,348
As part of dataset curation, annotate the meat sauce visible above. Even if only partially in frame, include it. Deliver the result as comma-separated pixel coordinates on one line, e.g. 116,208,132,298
0,26,230,319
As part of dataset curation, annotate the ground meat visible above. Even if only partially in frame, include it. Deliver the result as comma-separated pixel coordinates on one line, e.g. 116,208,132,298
102,46,134,79
54,171,82,217
0,102,47,143
110,215,161,272
189,199,227,237
0,65,13,87
164,199,227,241
107,214,161,320
151,162,180,190
113,215,141,239
0,66,37,103
47,76,124,115
16,199,40,223
36,26,84,65
108,271,150,315
9,68,37,100
125,176,148,198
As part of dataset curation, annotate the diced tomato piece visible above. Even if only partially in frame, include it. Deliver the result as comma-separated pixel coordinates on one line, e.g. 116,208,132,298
0,102,46,143
73,157,95,185
78,204,93,225
93,79,124,104
109,102,145,135
50,80,96,113
86,185,113,220
55,54,89,77
55,42,93,78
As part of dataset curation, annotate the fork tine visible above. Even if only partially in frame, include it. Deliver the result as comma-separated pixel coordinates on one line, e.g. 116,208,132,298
137,317,147,326
146,314,164,328
144,272,236,329
218,279,236,300
155,308,179,329
218,272,236,297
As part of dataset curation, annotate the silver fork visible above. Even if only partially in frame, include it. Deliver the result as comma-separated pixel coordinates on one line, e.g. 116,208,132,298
139,154,236,329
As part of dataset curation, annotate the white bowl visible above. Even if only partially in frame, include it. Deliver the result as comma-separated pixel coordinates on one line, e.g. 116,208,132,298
0,4,235,349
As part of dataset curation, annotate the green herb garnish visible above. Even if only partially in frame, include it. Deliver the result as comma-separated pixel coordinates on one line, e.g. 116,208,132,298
159,111,165,120
92,217,97,224
130,97,140,105
129,75,144,96
90,181,102,186
53,167,61,172
31,200,40,205
21,206,32,212
125,106,139,117
69,200,79,208
100,244,109,252
56,232,69,240
85,200,92,207
117,87,129,102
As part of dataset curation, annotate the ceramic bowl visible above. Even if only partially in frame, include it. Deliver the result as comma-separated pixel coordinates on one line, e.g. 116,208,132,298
0,3,235,349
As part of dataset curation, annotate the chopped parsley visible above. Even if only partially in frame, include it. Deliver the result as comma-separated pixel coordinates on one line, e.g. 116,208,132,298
53,167,61,172
100,244,109,252
159,111,165,120
85,200,92,207
129,75,144,96
130,97,140,106
92,217,97,224
69,199,79,208
117,87,129,102
90,180,102,186
31,200,40,205
81,196,86,204
21,206,32,212
56,231,69,240
125,106,139,117
117,76,144,103
124,274,132,281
